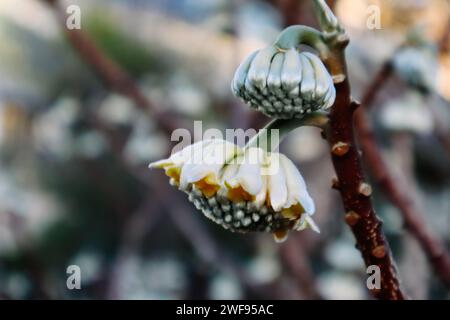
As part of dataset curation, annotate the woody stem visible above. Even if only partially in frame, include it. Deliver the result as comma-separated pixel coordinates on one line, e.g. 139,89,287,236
307,0,407,300
317,21,406,303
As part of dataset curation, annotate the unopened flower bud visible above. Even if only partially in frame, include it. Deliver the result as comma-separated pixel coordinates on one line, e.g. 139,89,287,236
232,44,335,119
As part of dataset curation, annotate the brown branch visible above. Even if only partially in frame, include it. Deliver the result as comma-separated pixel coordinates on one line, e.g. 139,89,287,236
354,63,450,289
309,1,405,299
40,0,184,137
359,62,393,108
326,77,405,299
272,0,404,299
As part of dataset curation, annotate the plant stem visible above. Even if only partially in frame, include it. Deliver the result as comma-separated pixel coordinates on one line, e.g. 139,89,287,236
312,0,406,299
245,112,329,152
327,79,405,299
274,25,329,55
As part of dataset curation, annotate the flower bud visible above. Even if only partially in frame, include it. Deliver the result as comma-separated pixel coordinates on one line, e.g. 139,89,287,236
150,140,319,241
232,45,335,119
392,46,437,94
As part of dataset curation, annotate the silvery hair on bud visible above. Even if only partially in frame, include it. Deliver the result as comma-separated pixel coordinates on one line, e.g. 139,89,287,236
232,46,336,119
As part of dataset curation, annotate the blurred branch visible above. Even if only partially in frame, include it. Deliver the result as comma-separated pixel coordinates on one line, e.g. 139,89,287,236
279,239,322,299
359,62,393,108
354,59,450,289
438,15,450,54
270,0,314,26
267,0,337,27
4,211,52,299
429,95,450,156
105,193,163,299
39,0,185,137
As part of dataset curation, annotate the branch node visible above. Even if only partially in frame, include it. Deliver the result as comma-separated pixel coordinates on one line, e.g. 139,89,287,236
372,245,387,259
359,182,373,197
350,100,360,111
331,177,340,190
332,74,346,83
345,211,360,226
331,141,350,156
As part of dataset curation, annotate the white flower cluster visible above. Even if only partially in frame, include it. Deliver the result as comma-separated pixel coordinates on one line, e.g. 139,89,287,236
392,46,437,94
150,139,318,242
231,45,335,119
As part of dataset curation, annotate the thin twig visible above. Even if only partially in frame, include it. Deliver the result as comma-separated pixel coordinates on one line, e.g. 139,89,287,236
438,14,450,54
40,0,184,137
279,238,323,299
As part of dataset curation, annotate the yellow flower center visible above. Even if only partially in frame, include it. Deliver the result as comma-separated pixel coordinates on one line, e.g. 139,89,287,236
226,185,255,202
273,229,288,243
194,174,221,198
281,203,305,220
165,166,181,185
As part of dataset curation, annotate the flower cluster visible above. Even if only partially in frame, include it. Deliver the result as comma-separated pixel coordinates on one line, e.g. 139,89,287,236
150,25,335,242
231,45,335,119
150,139,318,242
392,46,437,94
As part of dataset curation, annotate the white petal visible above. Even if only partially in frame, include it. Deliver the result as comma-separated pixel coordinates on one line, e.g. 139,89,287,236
180,140,240,188
148,158,173,169
226,148,264,195
267,52,284,91
221,162,239,182
247,46,278,90
279,154,315,215
305,216,320,233
266,153,288,211
296,215,320,233
202,140,240,166
178,139,215,165
179,141,219,188
149,139,213,169
232,50,259,95
303,52,330,99
254,174,268,209
299,53,316,101
281,48,302,92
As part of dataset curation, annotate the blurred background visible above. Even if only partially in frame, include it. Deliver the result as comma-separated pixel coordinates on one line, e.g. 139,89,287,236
0,0,449,300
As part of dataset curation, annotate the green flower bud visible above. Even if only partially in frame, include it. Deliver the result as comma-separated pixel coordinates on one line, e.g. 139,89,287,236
231,44,335,119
